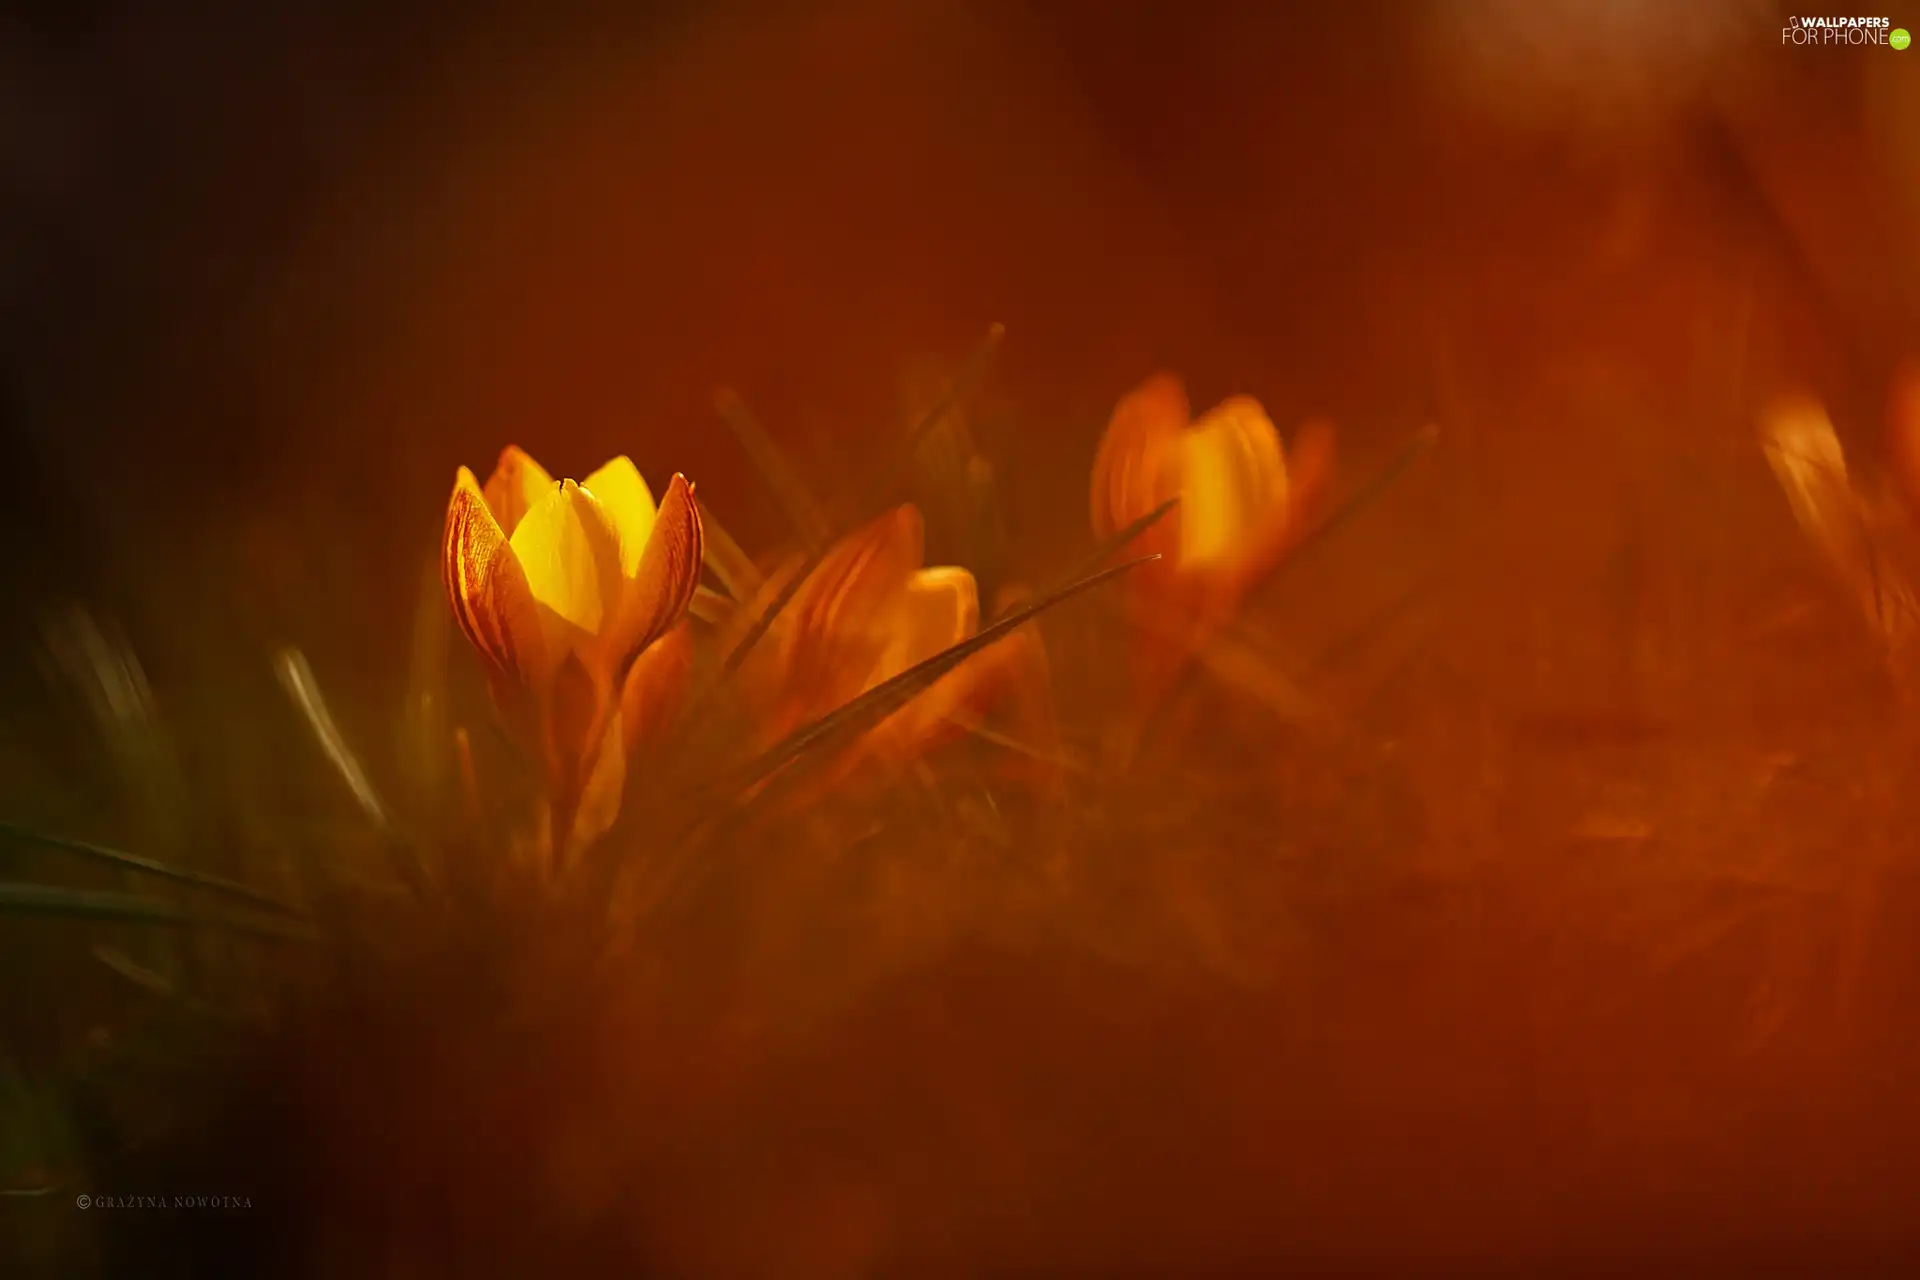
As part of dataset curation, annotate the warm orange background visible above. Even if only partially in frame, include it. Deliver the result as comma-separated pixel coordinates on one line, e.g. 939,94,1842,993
7,0,1920,1272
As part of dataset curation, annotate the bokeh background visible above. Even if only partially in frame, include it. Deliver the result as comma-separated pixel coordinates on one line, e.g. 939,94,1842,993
6,0,1920,1273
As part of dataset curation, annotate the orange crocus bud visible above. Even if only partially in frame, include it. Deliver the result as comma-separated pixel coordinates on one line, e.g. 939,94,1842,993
732,504,1023,793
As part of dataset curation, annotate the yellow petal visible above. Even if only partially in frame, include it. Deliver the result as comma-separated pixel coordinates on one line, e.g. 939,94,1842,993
582,455,657,578
481,445,555,537
619,620,695,757
862,566,979,749
608,473,703,674
441,465,547,692
511,479,625,647
875,565,978,682
1179,395,1288,569
1091,373,1187,546
837,565,979,770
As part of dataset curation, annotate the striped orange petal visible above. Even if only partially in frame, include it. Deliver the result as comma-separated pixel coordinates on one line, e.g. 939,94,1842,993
607,473,704,678
1091,372,1187,578
620,619,696,757
442,465,548,700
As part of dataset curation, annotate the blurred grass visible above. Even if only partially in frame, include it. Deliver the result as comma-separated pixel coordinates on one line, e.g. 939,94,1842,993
7,311,1920,1279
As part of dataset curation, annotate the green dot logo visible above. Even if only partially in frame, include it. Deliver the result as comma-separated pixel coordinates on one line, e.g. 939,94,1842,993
1894,28,1913,50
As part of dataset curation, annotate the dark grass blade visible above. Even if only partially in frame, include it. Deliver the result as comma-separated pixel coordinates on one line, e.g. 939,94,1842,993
720,323,1006,679
1283,422,1440,572
1135,427,1440,750
1026,495,1181,623
714,388,831,553
0,883,321,941
0,821,306,919
718,553,1155,801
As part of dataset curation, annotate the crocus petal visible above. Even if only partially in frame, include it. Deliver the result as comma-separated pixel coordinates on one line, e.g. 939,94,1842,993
808,507,926,637
619,620,695,757
1091,373,1187,557
1179,395,1288,570
878,566,979,678
582,455,658,578
511,479,626,676
1285,419,1338,531
1236,417,1337,596
482,445,556,537
608,473,703,675
759,506,925,716
541,648,610,844
442,465,547,693
571,716,626,860
862,565,981,753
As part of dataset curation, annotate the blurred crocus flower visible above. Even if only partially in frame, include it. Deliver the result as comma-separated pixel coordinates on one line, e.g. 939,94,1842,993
731,504,1048,786
1090,374,1335,708
1761,384,1920,688
441,446,703,855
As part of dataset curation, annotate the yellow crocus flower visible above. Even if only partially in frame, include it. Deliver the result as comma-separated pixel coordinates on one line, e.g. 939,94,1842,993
442,445,703,854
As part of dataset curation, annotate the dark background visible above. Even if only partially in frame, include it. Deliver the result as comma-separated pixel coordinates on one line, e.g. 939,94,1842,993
8,0,1906,615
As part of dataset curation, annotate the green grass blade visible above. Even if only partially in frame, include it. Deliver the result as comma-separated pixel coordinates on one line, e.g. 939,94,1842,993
0,883,321,941
0,821,305,918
